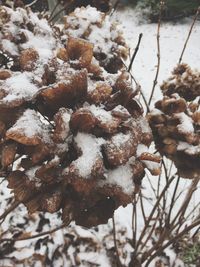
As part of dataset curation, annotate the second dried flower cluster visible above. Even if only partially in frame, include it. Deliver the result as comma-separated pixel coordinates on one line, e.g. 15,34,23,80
149,64,200,179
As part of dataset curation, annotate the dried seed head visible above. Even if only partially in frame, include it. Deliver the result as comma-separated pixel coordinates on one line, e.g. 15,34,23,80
0,6,159,227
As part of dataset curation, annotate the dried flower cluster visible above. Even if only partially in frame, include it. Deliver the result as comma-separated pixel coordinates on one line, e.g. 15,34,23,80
0,5,160,227
148,64,200,179
63,5,128,73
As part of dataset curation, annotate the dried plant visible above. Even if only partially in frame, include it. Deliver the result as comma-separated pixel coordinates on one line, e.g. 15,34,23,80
0,2,200,267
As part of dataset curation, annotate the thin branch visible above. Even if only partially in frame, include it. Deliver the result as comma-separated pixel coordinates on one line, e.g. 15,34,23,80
112,215,122,267
25,0,39,7
128,33,143,72
0,223,66,243
170,177,199,228
178,6,200,64
141,177,199,264
134,175,176,254
0,201,20,224
49,0,74,23
143,216,200,267
132,195,139,248
139,192,147,225
172,201,200,235
122,61,150,113
49,0,61,19
166,175,181,227
148,1,164,106
139,213,159,253
110,0,121,17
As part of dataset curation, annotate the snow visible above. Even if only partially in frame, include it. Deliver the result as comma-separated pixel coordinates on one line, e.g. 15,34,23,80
2,72,38,102
25,166,41,188
64,6,125,56
60,111,71,138
137,144,149,157
89,104,113,123
176,112,194,134
72,5,102,24
0,6,58,64
6,109,51,144
142,160,160,173
1,39,19,56
72,133,105,177
102,161,134,195
112,105,130,116
137,116,151,133
21,30,56,61
65,6,103,38
177,141,200,155
111,132,131,147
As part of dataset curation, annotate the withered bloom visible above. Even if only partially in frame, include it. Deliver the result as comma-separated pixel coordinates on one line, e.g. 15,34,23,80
148,64,200,179
0,6,160,227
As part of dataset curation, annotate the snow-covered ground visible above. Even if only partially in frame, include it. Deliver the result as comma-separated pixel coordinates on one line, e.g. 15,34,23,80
0,6,200,267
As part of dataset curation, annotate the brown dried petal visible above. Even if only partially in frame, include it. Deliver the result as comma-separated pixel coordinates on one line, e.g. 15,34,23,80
0,70,11,80
192,111,200,126
0,121,5,136
88,82,112,104
41,191,62,213
70,108,96,133
57,47,69,62
156,97,187,114
96,116,121,134
138,152,161,163
1,142,18,168
19,48,39,71
35,158,60,184
53,108,71,142
39,69,87,112
6,130,41,146
26,195,42,213
103,132,138,167
66,37,94,68
31,144,51,164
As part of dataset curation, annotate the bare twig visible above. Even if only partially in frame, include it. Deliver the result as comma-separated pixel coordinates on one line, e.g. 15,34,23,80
49,0,74,23
148,1,165,106
110,0,121,17
139,213,159,252
166,176,181,227
135,175,176,255
178,6,200,64
141,177,199,265
25,0,39,7
122,61,150,113
112,216,122,267
0,201,20,224
139,192,147,225
49,0,61,19
132,195,139,248
170,177,199,228
0,223,66,243
143,216,200,266
128,33,143,72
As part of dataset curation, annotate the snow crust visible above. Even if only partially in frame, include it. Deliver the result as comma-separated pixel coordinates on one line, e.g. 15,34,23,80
2,72,38,102
73,133,105,177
